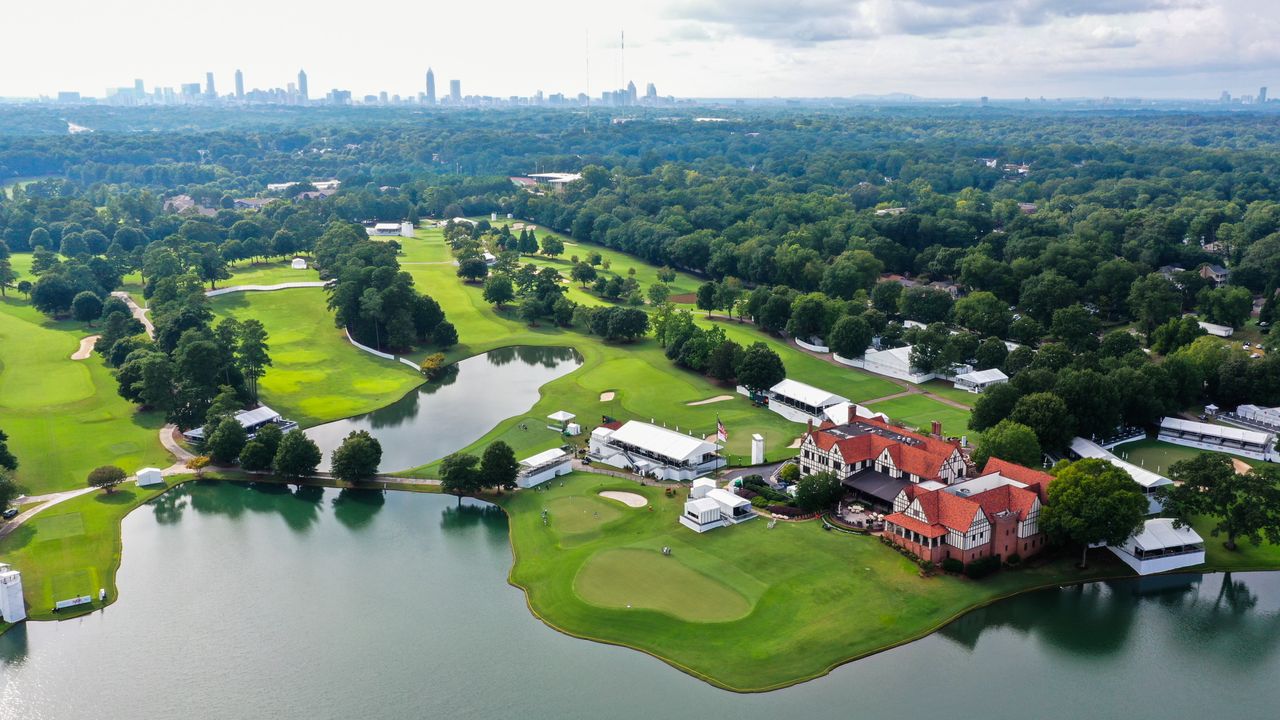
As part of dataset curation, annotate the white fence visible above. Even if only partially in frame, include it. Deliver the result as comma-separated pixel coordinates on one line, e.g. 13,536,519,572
794,337,830,353
344,328,397,360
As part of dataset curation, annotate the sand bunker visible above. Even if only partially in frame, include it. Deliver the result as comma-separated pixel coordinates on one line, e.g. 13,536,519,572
687,395,734,406
71,335,100,360
600,391,616,401
598,491,647,508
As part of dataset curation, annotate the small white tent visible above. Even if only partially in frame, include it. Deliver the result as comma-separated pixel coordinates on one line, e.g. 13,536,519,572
291,257,308,270
136,467,165,487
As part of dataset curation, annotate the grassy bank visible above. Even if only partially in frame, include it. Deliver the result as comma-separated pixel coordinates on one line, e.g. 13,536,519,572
500,472,1128,691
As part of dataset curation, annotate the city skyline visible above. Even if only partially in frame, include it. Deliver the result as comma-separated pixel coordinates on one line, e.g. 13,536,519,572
3,1,1278,101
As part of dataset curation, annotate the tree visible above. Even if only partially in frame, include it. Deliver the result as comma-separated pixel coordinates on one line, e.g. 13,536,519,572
1098,330,1140,359
969,382,1023,432
828,315,872,359
457,257,489,282
0,428,16,471
87,465,127,494
820,250,882,299
1019,271,1077,323
646,282,670,306
239,440,275,472
1199,286,1254,329
971,420,1041,469
1128,273,1182,334
0,470,19,513
736,342,785,394
540,235,564,257
205,416,248,465
479,441,519,490
696,281,719,317
440,452,483,502
1159,454,1280,551
897,286,953,323
974,336,1008,370
1040,458,1148,568
0,258,15,298
570,262,598,287
1050,304,1100,352
1009,391,1075,451
706,340,744,382
331,430,383,483
31,273,77,316
235,319,271,402
273,429,322,479
70,291,103,324
482,275,515,307
953,291,1012,337
420,352,448,379
432,320,458,348
871,281,903,314
794,471,843,512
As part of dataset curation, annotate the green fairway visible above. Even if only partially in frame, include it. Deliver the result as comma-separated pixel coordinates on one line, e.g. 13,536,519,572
209,288,424,427
919,380,978,407
547,495,623,538
867,393,973,437
0,296,170,495
502,472,1130,691
1111,438,1263,476
574,547,754,622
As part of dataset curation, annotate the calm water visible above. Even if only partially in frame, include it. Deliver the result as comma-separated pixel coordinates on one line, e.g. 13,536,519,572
306,346,582,471
3,482,1280,720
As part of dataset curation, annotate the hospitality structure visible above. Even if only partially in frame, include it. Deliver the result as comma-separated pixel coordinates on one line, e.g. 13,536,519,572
1158,417,1278,463
182,405,298,444
1070,437,1173,514
589,420,724,480
365,221,415,237
1108,518,1206,575
680,482,756,533
952,368,1009,394
882,458,1053,565
515,448,573,488
759,378,849,424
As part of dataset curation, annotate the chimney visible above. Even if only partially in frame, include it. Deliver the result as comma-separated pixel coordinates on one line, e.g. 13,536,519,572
931,420,942,437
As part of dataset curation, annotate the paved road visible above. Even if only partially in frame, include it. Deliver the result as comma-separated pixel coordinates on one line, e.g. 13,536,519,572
0,487,96,540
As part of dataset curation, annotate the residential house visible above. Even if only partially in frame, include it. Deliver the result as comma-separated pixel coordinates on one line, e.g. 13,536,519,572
1199,264,1229,287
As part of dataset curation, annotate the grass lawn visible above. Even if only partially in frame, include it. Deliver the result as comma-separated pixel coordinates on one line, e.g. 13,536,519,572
1111,438,1263,477
867,394,973,437
0,296,170,495
501,472,1133,691
919,380,978,407
208,288,424,427
0,476,188,621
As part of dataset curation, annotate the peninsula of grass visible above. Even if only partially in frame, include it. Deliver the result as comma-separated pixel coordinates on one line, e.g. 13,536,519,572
500,472,1134,692
0,296,170,495
208,288,424,427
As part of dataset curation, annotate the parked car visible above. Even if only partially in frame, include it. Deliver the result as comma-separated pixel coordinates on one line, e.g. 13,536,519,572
1,507,18,520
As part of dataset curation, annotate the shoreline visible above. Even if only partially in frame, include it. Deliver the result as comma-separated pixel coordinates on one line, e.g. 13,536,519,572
3,474,1275,694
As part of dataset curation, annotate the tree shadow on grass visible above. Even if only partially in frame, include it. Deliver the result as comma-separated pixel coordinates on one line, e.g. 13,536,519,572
0,523,36,552
93,489,138,506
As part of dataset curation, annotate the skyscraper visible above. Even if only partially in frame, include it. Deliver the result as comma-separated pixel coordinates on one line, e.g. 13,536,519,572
235,69,244,99
205,72,216,97
627,81,637,105
426,68,436,104
298,69,309,102
645,82,657,100
1260,86,1269,104
449,79,461,102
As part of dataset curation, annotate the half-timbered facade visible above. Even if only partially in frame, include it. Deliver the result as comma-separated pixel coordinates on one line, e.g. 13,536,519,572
883,458,1052,565
798,417,967,485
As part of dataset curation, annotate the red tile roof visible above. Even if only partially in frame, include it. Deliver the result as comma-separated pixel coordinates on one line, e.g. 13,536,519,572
890,476,1041,538
806,418,959,481
981,457,1054,500
884,511,947,538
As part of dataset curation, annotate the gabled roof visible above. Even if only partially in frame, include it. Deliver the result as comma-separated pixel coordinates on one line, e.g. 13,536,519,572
807,417,959,481
607,421,719,462
954,368,1008,385
519,448,569,468
980,458,1053,495
1130,518,1203,551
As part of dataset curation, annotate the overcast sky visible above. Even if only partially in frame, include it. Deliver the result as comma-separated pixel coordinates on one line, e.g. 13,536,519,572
6,0,1278,100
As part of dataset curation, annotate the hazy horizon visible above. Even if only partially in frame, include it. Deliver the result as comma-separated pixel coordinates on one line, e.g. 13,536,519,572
6,0,1278,101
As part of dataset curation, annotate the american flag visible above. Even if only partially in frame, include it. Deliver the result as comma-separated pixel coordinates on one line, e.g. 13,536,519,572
716,417,728,443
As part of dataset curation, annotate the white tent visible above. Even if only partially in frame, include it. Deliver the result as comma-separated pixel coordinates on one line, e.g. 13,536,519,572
136,467,165,487
291,257,308,269
1109,518,1205,575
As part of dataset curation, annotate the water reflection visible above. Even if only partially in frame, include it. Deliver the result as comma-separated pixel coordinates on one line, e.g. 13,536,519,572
331,488,386,531
938,572,1280,667
306,346,583,472
0,621,29,665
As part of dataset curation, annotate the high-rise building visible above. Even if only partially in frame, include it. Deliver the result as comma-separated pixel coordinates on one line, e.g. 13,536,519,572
134,78,144,95
426,68,436,104
234,70,244,99
626,81,637,105
449,79,461,102
298,69,309,102
645,82,657,100
1260,86,1269,104
205,72,216,97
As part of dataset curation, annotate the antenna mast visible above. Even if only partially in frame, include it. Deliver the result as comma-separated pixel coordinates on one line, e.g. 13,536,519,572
585,29,591,131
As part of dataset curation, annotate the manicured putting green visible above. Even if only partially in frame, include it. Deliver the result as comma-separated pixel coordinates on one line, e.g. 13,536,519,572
31,512,86,541
547,495,622,535
574,548,753,622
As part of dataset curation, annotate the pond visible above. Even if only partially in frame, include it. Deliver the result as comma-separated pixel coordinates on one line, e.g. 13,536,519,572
305,345,582,471
2,482,1279,720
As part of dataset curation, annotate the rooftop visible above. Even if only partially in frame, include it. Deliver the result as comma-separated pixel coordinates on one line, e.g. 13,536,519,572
769,378,849,408
1160,417,1273,446
604,421,719,462
1130,518,1204,551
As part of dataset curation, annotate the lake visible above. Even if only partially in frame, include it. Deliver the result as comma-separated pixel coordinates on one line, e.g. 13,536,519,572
2,482,1279,720
305,345,582,471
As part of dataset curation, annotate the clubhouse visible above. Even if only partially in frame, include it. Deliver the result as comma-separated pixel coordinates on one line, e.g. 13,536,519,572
798,412,968,509
589,420,725,481
882,458,1054,565
1158,416,1278,463
183,405,298,443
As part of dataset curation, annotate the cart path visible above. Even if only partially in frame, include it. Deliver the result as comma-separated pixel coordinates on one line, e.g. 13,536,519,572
0,487,96,540
70,335,100,360
205,281,327,297
109,291,154,339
